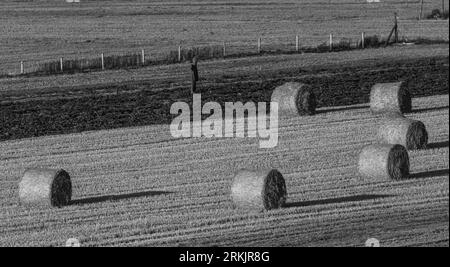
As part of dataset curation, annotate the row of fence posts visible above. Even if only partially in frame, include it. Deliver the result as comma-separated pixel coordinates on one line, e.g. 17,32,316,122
17,32,371,75
176,32,369,62
328,31,366,51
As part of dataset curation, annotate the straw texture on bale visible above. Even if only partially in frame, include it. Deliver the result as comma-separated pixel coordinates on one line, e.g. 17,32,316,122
377,114,428,150
271,82,316,116
231,169,287,211
358,144,410,181
370,82,412,114
19,169,72,207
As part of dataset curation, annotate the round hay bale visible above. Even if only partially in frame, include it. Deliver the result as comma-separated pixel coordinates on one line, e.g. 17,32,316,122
358,144,410,181
370,82,411,114
271,82,316,116
377,114,428,150
231,169,286,211
19,168,72,207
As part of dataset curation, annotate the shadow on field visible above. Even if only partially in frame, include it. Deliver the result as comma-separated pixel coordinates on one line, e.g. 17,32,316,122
410,105,449,114
409,169,449,180
286,194,393,208
427,140,449,149
316,105,369,114
71,190,173,205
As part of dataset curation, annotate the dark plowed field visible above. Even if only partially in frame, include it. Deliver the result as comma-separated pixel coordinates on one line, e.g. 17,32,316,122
1,56,448,142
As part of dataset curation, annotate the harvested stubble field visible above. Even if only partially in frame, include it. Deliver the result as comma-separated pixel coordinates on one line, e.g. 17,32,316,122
0,0,448,74
0,31,448,246
0,93,448,247
0,46,448,247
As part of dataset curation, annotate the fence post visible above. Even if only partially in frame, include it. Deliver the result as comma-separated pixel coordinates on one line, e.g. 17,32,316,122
101,53,105,70
419,0,424,20
178,45,182,62
223,41,226,58
20,61,24,74
361,32,365,49
394,12,399,43
296,35,299,52
329,34,333,52
141,49,145,65
258,37,261,54
191,56,198,95
60,57,63,72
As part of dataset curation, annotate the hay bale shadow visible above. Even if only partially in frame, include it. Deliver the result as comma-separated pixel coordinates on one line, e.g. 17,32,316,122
408,169,449,180
410,105,449,114
71,190,173,205
427,140,449,149
286,194,394,208
316,105,369,114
